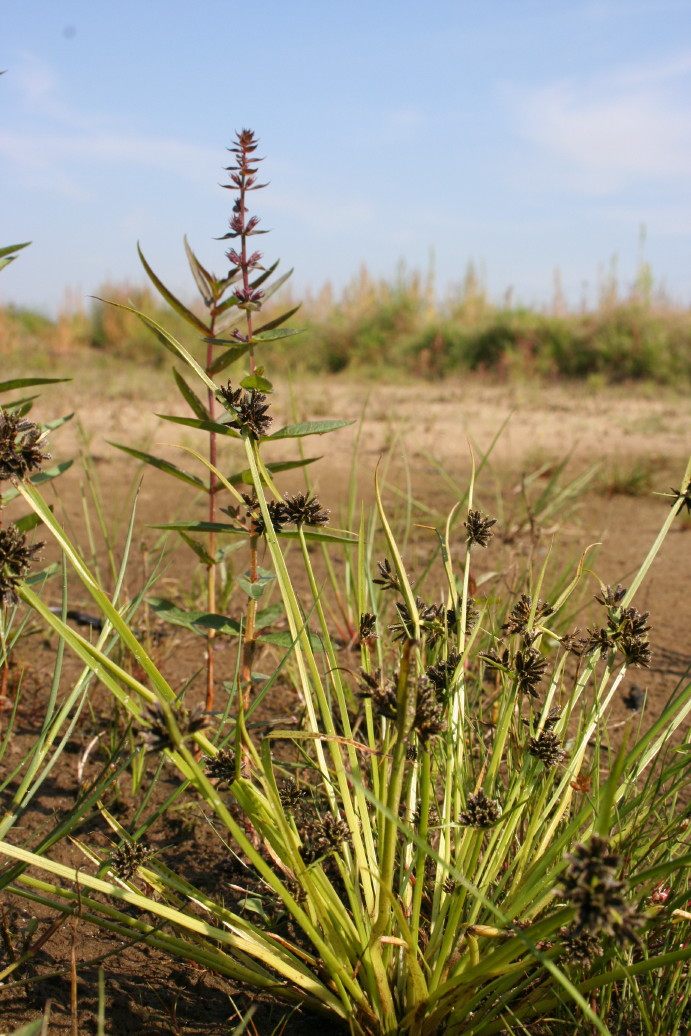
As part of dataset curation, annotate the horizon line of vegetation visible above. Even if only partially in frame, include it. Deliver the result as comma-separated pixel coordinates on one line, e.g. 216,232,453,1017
2,259,691,384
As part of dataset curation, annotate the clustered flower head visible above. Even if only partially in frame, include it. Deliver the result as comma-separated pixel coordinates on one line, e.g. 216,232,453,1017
220,129,268,311
278,778,310,813
218,382,272,438
413,675,446,745
280,780,351,866
558,834,642,944
389,596,461,648
373,557,402,593
0,524,43,605
558,925,604,967
424,649,463,698
464,508,497,548
139,701,210,753
283,491,330,527
502,594,554,636
235,492,287,536
110,840,155,881
357,668,399,722
0,410,50,481
358,668,447,746
458,789,502,828
514,642,549,698
205,745,242,784
527,727,567,769
358,612,378,646
583,584,652,669
299,812,351,864
224,490,329,536
480,637,548,699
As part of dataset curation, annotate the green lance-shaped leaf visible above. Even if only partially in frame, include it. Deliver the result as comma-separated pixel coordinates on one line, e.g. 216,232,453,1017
173,369,211,421
96,298,217,393
246,257,280,293
155,413,241,438
0,242,31,261
0,377,69,393
223,455,321,488
0,242,31,272
147,597,242,636
183,235,215,306
251,327,303,344
1,461,73,507
12,511,45,534
263,419,353,441
177,531,216,566
138,243,210,335
41,412,74,431
107,442,207,490
207,342,251,377
255,267,294,304
152,520,242,535
152,518,358,544
252,305,301,336
260,629,325,651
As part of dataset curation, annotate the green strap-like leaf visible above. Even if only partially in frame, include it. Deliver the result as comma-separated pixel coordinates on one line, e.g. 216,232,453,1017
0,377,69,392
96,298,217,393
152,519,358,544
264,419,353,441
223,455,321,488
13,511,44,534
147,597,242,635
252,328,303,344
155,413,241,437
252,305,301,336
172,369,211,421
208,342,251,377
183,236,214,305
0,242,30,261
138,243,210,335
177,531,216,566
153,520,242,534
107,442,207,490
256,267,293,303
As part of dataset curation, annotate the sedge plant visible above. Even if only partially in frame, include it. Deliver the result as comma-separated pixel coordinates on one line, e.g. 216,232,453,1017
2,139,691,1036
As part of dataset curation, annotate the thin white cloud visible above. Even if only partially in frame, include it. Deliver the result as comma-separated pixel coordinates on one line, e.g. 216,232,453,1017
506,51,691,193
2,53,218,195
0,128,219,198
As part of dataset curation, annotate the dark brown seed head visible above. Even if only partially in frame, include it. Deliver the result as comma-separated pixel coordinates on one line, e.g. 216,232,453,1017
458,789,502,828
110,841,155,881
464,508,497,548
283,492,330,527
527,728,567,769
0,525,43,605
558,834,642,943
502,594,554,635
0,410,51,482
218,383,272,438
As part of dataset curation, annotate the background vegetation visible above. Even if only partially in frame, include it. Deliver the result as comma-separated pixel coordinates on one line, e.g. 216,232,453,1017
2,259,691,384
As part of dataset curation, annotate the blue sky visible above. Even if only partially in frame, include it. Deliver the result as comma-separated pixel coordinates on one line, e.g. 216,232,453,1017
1,0,690,315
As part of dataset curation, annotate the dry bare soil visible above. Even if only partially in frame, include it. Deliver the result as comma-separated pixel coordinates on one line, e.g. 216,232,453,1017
1,373,690,1034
